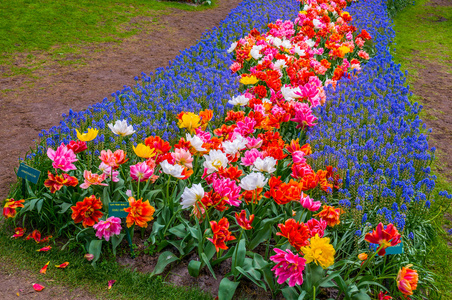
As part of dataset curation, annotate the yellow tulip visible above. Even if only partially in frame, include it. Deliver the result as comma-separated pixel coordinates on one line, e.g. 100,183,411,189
239,75,259,85
177,112,201,134
337,45,351,58
76,128,99,142
133,143,155,159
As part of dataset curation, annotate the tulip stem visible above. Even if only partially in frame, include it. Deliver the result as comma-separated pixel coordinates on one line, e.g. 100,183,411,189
353,244,384,282
166,175,172,211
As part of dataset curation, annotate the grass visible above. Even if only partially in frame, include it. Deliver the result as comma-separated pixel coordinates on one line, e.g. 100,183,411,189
0,0,216,78
391,0,452,298
0,228,211,300
392,0,452,79
0,0,215,54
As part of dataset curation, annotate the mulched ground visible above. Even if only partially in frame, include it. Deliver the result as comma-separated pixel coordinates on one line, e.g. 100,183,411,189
1,0,451,299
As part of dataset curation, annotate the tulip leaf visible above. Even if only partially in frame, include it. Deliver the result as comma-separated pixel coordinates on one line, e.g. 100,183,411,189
201,253,216,279
150,251,179,276
102,187,111,208
168,223,187,238
249,217,278,250
251,253,269,270
88,239,103,266
281,286,299,300
218,277,240,300
235,266,265,290
36,198,44,214
58,202,73,214
204,241,216,261
111,233,125,256
188,260,202,277
351,289,371,300
231,238,246,276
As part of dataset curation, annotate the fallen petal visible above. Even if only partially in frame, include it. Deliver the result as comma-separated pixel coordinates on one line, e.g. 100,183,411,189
11,227,26,239
55,262,69,268
108,280,116,290
84,254,94,261
33,283,45,292
39,235,53,244
40,261,50,274
36,246,52,252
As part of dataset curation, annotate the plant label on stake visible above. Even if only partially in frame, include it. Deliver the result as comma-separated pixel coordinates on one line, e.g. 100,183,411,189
109,202,135,258
385,242,404,255
17,163,41,197
108,202,129,218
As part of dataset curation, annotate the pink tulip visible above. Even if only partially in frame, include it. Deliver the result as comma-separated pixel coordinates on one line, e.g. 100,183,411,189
47,143,78,172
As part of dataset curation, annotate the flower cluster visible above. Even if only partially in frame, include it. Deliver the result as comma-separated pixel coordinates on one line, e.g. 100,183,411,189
3,0,441,298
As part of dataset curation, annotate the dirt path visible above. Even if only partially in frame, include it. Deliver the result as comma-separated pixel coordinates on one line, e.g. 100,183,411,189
0,1,241,299
0,0,242,201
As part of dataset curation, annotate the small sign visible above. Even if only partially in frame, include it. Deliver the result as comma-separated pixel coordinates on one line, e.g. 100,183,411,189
17,163,41,184
109,202,129,218
385,242,404,255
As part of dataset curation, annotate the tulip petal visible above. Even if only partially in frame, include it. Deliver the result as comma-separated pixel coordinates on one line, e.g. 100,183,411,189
55,262,69,268
33,283,45,292
39,261,50,274
36,246,52,252
108,280,116,290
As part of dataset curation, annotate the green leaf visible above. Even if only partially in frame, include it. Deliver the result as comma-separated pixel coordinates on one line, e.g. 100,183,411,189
252,253,269,269
204,241,216,261
88,239,103,266
251,253,273,290
150,251,179,276
231,238,246,276
188,260,202,277
168,223,187,238
36,198,44,214
201,252,216,279
336,276,352,300
281,286,299,300
351,289,371,300
297,291,307,300
218,277,239,300
22,198,40,212
58,202,73,214
102,187,111,208
357,281,387,291
249,217,278,250
310,264,324,287
143,189,163,201
111,233,125,256
235,266,265,290
168,240,186,256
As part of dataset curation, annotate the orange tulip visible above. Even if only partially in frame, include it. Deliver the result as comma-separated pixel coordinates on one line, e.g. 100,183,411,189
71,195,103,228
397,264,418,296
124,197,155,228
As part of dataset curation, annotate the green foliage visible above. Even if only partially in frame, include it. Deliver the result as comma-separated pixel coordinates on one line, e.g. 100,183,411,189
0,0,215,54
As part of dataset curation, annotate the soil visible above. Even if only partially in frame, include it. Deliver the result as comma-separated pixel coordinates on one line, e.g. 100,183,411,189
410,60,452,181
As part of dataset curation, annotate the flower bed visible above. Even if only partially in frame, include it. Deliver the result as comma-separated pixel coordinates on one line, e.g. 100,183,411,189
2,0,448,299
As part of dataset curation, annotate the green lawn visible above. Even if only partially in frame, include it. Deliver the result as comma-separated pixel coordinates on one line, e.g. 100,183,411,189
392,0,452,298
0,229,211,300
392,0,452,80
0,0,214,54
